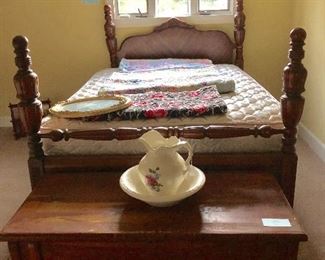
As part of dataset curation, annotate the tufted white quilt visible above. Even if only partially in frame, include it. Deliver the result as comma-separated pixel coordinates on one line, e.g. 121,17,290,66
42,64,283,155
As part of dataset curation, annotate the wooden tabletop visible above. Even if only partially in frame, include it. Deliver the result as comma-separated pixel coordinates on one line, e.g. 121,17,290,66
0,170,307,242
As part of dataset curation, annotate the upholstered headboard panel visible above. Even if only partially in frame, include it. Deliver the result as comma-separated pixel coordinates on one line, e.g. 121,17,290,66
104,0,245,68
116,19,235,65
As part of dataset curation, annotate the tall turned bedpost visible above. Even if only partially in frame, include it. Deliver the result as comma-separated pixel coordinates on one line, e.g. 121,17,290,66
234,0,245,69
282,28,307,153
281,28,307,206
104,2,118,68
12,36,44,187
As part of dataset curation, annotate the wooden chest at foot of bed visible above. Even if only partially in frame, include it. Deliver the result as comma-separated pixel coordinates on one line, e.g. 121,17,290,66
0,171,307,260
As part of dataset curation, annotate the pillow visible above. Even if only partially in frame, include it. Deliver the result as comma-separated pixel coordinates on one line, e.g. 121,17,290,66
119,58,213,72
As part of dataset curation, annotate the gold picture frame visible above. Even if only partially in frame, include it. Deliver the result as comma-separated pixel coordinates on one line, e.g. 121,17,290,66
49,95,132,118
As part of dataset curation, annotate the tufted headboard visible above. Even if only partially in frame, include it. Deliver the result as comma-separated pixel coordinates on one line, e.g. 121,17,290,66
104,0,245,69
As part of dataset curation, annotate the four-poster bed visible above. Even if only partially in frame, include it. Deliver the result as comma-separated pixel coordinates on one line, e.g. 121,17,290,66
11,0,307,207
0,0,309,258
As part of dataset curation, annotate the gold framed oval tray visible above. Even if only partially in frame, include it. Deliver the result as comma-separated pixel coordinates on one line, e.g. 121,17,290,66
49,95,132,118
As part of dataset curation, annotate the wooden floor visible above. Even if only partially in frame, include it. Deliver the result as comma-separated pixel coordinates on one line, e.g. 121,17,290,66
0,127,324,259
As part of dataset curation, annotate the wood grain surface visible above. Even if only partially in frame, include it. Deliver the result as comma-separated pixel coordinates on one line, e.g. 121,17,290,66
1,171,306,241
1,171,307,259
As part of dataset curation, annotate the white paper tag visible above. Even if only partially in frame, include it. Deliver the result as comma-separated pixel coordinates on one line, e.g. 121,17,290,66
262,218,291,227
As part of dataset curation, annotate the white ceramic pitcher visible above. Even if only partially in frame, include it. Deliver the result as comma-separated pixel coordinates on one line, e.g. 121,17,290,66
137,130,193,195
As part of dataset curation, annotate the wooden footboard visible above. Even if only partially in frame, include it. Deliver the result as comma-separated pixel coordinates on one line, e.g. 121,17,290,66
29,152,293,205
11,12,307,207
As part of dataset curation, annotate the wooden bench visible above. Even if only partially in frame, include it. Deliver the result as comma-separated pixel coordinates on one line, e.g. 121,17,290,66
0,170,307,259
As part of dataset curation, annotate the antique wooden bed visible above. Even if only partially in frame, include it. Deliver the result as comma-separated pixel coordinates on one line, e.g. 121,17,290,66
12,0,307,206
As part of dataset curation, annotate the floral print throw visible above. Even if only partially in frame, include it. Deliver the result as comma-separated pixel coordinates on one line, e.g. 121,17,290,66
85,86,227,121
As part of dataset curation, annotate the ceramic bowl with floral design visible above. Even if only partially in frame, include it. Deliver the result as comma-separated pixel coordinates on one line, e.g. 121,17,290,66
120,165,205,207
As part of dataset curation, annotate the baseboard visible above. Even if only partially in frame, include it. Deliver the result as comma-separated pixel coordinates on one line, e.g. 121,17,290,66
0,116,11,127
299,124,325,163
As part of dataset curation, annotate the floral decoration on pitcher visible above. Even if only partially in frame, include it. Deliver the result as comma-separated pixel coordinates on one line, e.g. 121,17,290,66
145,167,163,192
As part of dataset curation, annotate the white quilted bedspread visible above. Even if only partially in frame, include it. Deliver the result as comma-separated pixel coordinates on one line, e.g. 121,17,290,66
42,64,283,155
65,64,282,124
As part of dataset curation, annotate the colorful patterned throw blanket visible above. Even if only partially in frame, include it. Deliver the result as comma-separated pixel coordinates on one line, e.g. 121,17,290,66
100,65,235,95
86,86,227,121
78,59,234,121
119,58,213,72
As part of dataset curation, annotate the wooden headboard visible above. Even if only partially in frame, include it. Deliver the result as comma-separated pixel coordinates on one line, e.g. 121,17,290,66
104,0,245,69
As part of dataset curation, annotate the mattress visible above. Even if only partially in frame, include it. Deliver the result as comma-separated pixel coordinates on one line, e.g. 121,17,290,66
42,64,283,155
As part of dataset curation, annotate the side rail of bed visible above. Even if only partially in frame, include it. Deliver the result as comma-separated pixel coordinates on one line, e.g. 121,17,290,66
11,28,307,206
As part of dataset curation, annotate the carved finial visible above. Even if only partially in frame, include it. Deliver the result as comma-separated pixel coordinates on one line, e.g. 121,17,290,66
13,35,28,49
289,28,307,65
234,0,244,28
281,28,307,153
13,35,32,72
283,28,307,97
234,0,246,69
290,27,307,42
104,3,118,68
